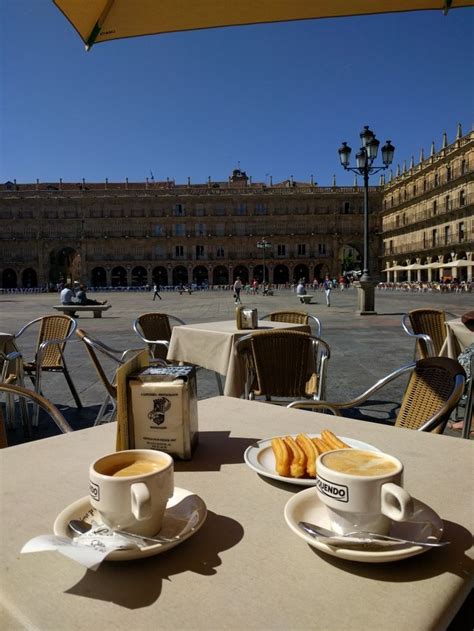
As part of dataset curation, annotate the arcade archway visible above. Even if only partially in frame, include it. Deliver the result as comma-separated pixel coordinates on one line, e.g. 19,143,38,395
212,266,229,285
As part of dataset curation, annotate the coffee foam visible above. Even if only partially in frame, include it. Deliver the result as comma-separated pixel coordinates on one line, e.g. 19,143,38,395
322,449,398,477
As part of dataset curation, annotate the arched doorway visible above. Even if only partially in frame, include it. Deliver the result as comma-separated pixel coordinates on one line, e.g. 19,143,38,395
340,244,362,274
313,264,324,281
2,268,17,288
91,267,107,287
132,266,147,286
49,247,78,285
212,266,228,285
253,265,269,284
111,266,127,287
193,266,208,287
172,266,188,286
152,266,168,286
273,264,289,284
293,264,309,283
22,268,38,288
233,265,249,283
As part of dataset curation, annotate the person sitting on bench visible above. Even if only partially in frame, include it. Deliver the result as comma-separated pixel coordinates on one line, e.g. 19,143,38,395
75,283,107,306
296,279,307,303
60,282,79,317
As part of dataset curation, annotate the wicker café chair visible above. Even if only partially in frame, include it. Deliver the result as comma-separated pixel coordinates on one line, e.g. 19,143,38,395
76,328,150,425
14,315,81,425
401,308,455,359
260,311,322,338
0,383,72,447
133,312,185,361
235,329,330,402
288,357,466,434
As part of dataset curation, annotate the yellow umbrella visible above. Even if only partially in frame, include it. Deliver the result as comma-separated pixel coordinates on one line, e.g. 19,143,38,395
54,0,474,50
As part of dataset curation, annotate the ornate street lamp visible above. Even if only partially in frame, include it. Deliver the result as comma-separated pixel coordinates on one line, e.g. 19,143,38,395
338,127,395,313
256,237,272,285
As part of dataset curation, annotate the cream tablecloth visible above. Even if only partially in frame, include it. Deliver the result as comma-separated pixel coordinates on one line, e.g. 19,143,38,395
167,320,310,396
1,397,472,631
440,319,474,359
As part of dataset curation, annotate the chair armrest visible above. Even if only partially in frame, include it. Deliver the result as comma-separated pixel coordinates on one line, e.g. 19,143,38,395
401,315,436,357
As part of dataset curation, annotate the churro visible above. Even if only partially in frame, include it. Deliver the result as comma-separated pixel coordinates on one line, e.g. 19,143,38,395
321,429,351,450
296,433,320,477
312,437,333,454
284,436,307,478
271,437,291,477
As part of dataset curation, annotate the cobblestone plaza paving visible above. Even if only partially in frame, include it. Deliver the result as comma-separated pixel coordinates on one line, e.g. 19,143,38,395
1,287,472,445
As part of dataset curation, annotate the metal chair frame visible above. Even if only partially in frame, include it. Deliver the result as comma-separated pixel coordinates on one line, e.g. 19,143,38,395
76,329,159,425
0,383,72,446
260,311,322,338
401,309,457,359
288,357,466,434
14,315,81,425
235,330,330,402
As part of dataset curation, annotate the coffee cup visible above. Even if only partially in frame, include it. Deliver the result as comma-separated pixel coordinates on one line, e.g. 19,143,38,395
315,448,414,535
89,449,174,537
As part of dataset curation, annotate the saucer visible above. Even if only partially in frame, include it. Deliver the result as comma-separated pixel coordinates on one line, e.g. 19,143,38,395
284,487,443,563
244,435,381,487
53,487,207,561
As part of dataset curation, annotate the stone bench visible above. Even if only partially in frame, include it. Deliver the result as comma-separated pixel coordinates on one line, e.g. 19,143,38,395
298,295,312,304
53,305,111,318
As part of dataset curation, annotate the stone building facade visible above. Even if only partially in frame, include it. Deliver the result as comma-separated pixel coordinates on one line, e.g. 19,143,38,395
381,127,473,282
0,170,379,289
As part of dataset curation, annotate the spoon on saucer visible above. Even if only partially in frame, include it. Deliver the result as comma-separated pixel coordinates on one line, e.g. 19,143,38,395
69,519,179,544
298,521,449,548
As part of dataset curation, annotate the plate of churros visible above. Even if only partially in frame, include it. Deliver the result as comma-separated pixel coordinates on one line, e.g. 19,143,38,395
244,430,381,486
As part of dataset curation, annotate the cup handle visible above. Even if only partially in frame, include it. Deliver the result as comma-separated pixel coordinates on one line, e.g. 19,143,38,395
381,483,414,522
131,482,151,521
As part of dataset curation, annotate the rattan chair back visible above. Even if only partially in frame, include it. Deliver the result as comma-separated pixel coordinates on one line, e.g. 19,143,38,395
396,357,466,433
133,313,178,360
261,311,322,337
408,309,447,358
236,330,329,400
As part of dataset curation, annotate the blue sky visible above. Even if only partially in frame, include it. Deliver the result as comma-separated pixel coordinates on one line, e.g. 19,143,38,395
1,2,473,186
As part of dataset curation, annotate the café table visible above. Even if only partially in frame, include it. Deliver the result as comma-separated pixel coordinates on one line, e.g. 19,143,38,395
439,318,474,359
167,319,310,397
1,396,472,631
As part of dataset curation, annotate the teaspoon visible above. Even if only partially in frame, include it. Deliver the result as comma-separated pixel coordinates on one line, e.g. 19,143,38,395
68,519,178,544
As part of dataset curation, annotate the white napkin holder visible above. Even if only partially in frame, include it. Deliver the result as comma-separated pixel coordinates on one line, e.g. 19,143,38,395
127,366,198,459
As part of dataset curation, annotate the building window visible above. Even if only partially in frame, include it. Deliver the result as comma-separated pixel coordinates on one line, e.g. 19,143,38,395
173,204,185,216
236,203,247,215
446,166,451,182
277,244,286,256
215,223,225,236
175,245,184,257
461,159,467,175
458,222,465,241
389,240,393,254
423,232,426,249
434,173,439,187
196,245,204,258
318,243,326,254
214,205,226,216
444,226,450,245
343,201,350,214
254,203,267,215
433,200,437,216
423,179,427,192
195,223,206,236
235,223,246,236
396,215,400,228
432,229,437,247
460,189,465,206
403,213,407,225
297,244,306,255
413,184,417,196
403,189,407,201
445,195,450,211
216,247,225,258
173,224,185,236
195,204,205,216
153,224,164,236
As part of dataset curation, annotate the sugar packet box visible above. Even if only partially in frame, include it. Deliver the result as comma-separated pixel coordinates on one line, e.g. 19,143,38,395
127,366,198,459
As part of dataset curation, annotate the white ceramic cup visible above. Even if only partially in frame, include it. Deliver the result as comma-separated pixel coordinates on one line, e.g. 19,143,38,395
315,449,414,535
89,449,174,537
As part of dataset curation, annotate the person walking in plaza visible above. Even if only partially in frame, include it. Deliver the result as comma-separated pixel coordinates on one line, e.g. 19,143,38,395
233,277,242,304
153,282,162,300
323,275,332,307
